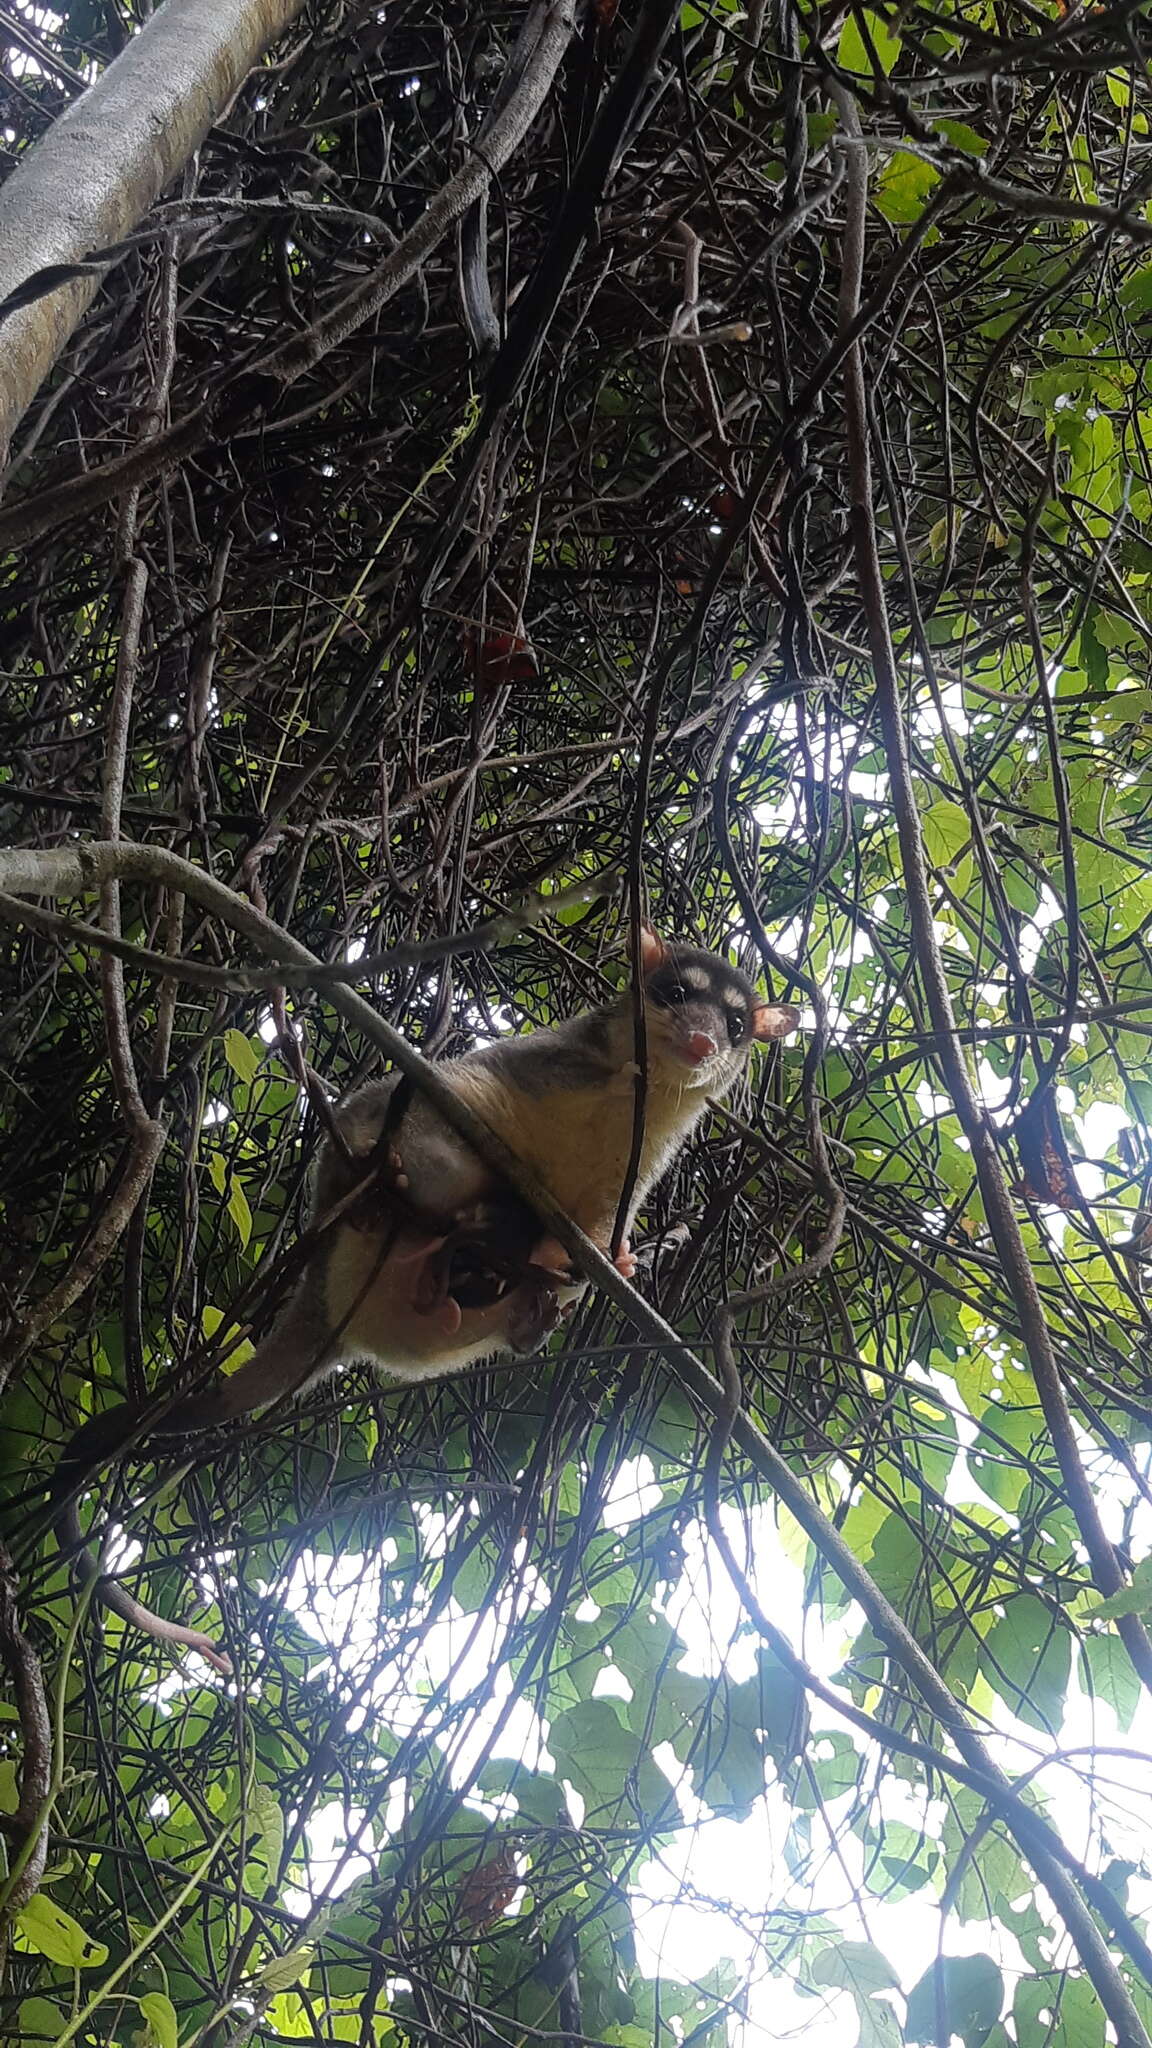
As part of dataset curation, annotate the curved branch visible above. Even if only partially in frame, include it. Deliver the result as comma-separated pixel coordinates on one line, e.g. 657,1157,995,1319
0,836,1147,2039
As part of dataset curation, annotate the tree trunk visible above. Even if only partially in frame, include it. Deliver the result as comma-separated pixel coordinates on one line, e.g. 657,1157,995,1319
0,0,305,468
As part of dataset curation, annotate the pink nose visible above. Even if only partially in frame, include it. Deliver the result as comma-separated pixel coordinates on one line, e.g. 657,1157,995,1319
683,1030,718,1066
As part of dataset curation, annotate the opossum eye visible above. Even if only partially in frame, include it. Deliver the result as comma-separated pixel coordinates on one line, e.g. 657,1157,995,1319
725,1007,746,1045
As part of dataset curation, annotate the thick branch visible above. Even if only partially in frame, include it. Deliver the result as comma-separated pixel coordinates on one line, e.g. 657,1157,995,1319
0,0,576,545
0,0,307,466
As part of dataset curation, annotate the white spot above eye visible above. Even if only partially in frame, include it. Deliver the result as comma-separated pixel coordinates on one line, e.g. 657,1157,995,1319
681,966,710,992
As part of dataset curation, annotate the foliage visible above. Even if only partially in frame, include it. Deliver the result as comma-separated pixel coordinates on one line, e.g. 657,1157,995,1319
2,0,1152,2044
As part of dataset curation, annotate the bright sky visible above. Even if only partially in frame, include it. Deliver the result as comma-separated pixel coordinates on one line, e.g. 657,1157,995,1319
158,1405,1144,2048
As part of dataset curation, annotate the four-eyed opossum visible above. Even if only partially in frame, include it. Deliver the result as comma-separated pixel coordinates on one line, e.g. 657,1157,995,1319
54,928,799,1671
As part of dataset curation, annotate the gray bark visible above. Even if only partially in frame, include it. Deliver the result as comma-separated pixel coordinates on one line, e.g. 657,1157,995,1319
0,0,305,466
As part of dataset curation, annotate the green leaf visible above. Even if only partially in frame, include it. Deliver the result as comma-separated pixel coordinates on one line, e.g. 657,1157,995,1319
982,1596,1071,1732
224,1027,260,1083
1121,265,1152,314
969,1407,1040,1513
1013,1973,1104,2048
811,1941,899,1995
907,1955,1004,2046
139,1991,180,2048
15,1894,109,1968
946,1821,1028,1928
869,1820,939,1897
208,1151,253,1249
879,1851,935,1895
792,1731,861,1808
756,1643,808,1766
934,118,987,157
920,800,970,867
257,1943,317,1991
811,1940,902,2048
1077,612,1110,689
18,2001,67,2045
1001,864,1040,917
1082,1554,1152,1620
1080,1633,1140,1730
548,1700,667,1821
228,1176,253,1249
875,152,941,225
246,1781,285,1890
627,1665,710,1752
692,1680,766,1817
863,1516,924,1605
837,9,901,76
479,1760,567,1827
858,1995,902,2048
1098,687,1152,727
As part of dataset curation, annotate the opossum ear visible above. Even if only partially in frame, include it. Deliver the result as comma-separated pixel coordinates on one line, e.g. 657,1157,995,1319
751,1002,801,1041
639,926,667,975
407,1254,463,1335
